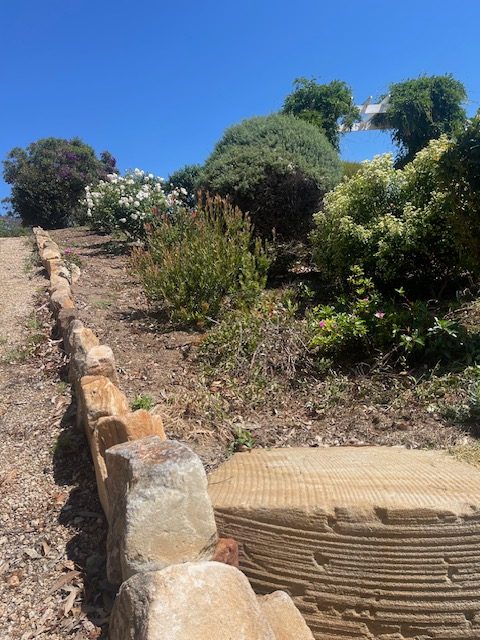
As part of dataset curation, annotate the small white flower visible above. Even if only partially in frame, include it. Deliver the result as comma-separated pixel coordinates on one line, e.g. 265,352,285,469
180,187,187,195
119,218,127,223
134,200,140,207
131,213,138,220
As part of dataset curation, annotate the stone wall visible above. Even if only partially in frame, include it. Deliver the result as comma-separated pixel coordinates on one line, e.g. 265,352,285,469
33,228,314,640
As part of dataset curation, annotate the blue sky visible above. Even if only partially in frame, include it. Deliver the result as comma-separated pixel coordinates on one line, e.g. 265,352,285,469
1,0,479,203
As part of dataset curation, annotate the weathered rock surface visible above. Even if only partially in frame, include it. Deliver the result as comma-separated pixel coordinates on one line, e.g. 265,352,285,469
69,325,100,379
259,591,314,640
96,410,166,457
209,447,480,640
109,561,278,640
106,437,217,584
211,537,239,567
77,375,129,514
49,287,75,315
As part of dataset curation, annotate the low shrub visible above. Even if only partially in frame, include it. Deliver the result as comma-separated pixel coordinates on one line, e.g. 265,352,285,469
0,217,29,237
201,114,342,240
131,196,270,326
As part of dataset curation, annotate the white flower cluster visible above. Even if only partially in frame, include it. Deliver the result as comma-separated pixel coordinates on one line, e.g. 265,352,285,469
82,168,185,240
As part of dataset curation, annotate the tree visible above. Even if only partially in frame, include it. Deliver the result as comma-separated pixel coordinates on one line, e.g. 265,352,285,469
200,114,342,240
3,137,117,228
282,78,360,150
375,74,467,166
166,164,202,207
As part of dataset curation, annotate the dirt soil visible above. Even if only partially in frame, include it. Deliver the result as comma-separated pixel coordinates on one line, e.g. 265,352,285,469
0,236,109,640
50,228,478,471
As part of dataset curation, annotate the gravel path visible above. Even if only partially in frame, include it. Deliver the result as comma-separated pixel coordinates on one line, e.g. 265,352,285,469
0,237,109,639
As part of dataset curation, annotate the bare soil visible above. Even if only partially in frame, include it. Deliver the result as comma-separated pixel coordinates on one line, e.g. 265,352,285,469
50,228,479,471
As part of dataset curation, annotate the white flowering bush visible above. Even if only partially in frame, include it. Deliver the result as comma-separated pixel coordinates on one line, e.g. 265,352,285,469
83,168,189,240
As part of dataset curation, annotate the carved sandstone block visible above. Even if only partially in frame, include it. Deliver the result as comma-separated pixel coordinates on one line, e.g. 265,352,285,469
209,447,480,640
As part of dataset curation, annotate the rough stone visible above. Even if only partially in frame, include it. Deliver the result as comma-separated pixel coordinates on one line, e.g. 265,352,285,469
209,447,480,640
259,591,314,640
70,263,81,283
75,344,119,384
77,375,129,514
64,319,85,355
49,288,75,316
68,325,100,382
55,307,78,340
109,561,278,640
211,537,239,567
106,437,218,584
91,411,166,520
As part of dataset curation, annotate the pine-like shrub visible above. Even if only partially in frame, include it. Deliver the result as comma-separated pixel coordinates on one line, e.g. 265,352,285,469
201,114,341,240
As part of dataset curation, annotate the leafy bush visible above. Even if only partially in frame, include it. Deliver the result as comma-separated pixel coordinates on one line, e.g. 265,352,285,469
374,74,467,166
0,217,29,237
83,169,188,240
438,113,480,269
131,196,270,326
311,137,469,295
2,138,116,228
342,161,362,180
166,164,201,208
201,114,342,240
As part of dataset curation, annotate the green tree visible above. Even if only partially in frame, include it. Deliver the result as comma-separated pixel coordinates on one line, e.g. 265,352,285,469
166,163,202,207
3,137,116,228
201,114,342,240
376,74,467,166
282,78,360,150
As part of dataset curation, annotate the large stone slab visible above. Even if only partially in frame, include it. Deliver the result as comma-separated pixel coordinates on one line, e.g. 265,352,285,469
259,591,314,640
209,447,480,640
106,437,218,584
109,561,279,640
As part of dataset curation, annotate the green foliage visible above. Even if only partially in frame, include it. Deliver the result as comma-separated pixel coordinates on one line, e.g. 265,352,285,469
131,394,155,411
342,161,362,180
282,78,360,150
0,217,29,237
438,113,480,268
166,164,201,207
229,427,256,453
131,196,270,326
201,114,342,240
375,74,467,166
2,137,116,228
311,137,467,294
62,247,82,268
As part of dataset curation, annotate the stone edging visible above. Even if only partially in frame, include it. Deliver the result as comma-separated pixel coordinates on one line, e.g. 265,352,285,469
33,227,314,640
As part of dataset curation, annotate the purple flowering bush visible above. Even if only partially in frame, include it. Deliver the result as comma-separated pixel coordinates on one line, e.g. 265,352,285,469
2,137,116,228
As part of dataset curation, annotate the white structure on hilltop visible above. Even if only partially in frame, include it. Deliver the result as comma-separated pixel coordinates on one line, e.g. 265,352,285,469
340,95,390,132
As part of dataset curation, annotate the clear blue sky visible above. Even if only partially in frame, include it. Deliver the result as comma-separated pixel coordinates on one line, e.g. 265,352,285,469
1,0,479,202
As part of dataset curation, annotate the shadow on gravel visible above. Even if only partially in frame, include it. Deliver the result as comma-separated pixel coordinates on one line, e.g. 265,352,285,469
53,398,115,639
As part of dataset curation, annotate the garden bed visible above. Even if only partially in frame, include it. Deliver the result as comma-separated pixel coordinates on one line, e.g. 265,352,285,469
50,227,480,471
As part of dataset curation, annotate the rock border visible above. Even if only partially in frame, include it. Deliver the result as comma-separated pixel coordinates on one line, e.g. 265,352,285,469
33,227,314,640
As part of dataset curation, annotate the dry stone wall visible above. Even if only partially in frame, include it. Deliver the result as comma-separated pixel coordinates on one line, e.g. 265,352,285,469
33,228,314,640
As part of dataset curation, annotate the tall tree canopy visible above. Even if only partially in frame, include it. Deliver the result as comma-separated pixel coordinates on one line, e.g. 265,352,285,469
376,74,467,166
282,78,360,150
3,137,117,228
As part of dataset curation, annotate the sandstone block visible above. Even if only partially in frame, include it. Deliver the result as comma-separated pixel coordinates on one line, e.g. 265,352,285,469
106,437,217,584
77,375,129,514
78,375,128,434
259,591,314,640
44,257,61,277
92,411,166,520
64,319,85,355
68,325,100,382
50,288,75,316
109,561,277,640
73,344,119,385
55,307,78,340
70,263,81,283
209,447,480,640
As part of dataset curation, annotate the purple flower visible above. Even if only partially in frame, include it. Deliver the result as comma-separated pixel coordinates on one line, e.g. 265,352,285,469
375,311,385,319
318,320,327,328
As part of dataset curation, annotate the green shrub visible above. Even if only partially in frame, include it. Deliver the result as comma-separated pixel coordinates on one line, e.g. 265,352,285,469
166,164,202,208
342,161,362,180
131,394,155,411
0,217,29,237
201,114,342,240
311,137,466,295
131,196,270,326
